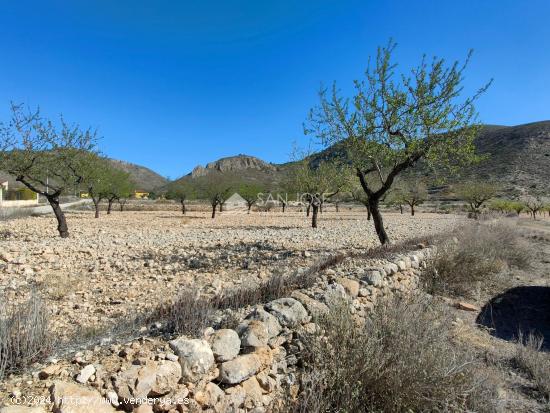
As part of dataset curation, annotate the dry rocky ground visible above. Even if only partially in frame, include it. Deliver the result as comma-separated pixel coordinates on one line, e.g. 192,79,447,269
0,209,460,339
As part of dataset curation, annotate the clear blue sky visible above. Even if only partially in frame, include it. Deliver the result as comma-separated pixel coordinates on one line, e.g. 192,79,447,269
1,0,549,178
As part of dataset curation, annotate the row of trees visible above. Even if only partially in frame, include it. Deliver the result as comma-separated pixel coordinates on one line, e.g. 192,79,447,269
0,104,136,237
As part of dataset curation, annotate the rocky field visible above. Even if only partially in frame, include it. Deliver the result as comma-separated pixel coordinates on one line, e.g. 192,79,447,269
0,210,462,339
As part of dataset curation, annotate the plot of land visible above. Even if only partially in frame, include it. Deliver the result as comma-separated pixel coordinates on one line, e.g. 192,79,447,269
0,209,462,338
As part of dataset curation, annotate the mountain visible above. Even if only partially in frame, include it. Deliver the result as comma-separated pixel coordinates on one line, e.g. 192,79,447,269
0,159,168,193
106,159,168,192
173,121,550,196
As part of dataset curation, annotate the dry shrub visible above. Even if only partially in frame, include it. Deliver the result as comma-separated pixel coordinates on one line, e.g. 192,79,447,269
149,253,345,336
286,295,497,413
0,293,53,379
422,221,532,298
514,333,550,401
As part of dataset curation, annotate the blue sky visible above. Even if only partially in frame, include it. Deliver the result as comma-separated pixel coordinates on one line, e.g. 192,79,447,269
1,0,549,178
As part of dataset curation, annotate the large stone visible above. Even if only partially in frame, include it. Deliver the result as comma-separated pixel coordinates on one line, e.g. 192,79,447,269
219,348,272,384
50,381,116,413
239,320,269,347
291,291,329,317
194,382,225,407
169,338,214,382
210,329,240,362
383,263,399,276
245,308,281,338
336,277,360,298
363,270,383,287
265,298,308,327
113,360,181,400
75,364,95,384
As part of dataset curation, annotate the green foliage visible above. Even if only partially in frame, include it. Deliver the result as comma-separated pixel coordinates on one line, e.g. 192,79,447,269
0,104,97,198
237,183,264,207
165,182,194,202
455,181,498,214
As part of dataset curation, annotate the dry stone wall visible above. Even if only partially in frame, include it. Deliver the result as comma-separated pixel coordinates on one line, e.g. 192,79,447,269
1,247,433,413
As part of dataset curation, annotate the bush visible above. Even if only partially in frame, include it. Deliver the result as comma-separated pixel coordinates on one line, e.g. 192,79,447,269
422,221,532,298
513,333,550,401
148,253,345,336
0,293,53,379
284,295,497,412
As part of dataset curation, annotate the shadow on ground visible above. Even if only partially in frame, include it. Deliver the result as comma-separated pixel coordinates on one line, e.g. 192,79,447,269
476,286,550,350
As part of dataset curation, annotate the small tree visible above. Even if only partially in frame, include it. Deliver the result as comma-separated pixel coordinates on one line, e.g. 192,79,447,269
238,183,264,213
400,181,428,216
193,174,233,218
81,155,112,218
105,169,134,214
166,183,193,215
291,157,347,228
455,181,498,217
523,196,545,220
351,185,371,219
0,104,96,237
306,41,490,244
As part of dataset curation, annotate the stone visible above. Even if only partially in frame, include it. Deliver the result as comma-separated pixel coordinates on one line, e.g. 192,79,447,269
38,363,62,380
363,271,383,287
219,348,272,384
113,360,181,399
265,298,308,327
50,381,116,413
455,302,479,312
195,382,225,407
241,376,264,407
291,291,329,317
396,260,407,271
245,308,281,338
336,277,360,298
239,320,269,347
168,338,214,382
209,329,240,362
384,263,399,275
75,364,95,384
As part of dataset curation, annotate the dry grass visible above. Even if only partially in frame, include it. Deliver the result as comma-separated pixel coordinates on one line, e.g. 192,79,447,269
514,333,550,402
422,220,532,299
284,294,498,413
148,253,345,336
0,293,54,379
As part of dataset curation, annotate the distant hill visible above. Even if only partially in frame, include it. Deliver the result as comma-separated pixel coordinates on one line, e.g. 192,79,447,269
0,159,168,193
106,159,168,192
170,121,550,197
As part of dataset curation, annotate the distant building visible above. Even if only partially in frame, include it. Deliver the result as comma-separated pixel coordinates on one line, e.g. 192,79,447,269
133,190,150,199
0,182,39,207
224,193,248,211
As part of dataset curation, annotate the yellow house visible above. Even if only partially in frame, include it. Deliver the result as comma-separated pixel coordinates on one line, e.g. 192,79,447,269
134,190,149,199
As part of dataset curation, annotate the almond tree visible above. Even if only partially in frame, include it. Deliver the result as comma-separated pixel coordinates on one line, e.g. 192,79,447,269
238,183,264,213
105,169,134,214
0,104,96,237
523,196,545,220
306,41,490,244
400,180,428,216
81,155,112,218
166,182,193,215
455,181,498,218
291,157,347,228
193,174,233,218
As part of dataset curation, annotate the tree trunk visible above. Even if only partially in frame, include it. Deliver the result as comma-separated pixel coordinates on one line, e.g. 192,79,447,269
411,205,415,216
49,197,69,238
335,203,339,213
211,203,217,219
107,199,114,214
247,204,252,214
311,204,319,228
319,202,323,214
93,199,100,218
282,203,286,213
399,205,403,214
306,204,311,217
119,200,127,212
181,201,186,215
369,199,390,245
219,203,223,212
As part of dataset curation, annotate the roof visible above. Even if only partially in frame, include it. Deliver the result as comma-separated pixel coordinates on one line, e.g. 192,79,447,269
226,192,247,204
